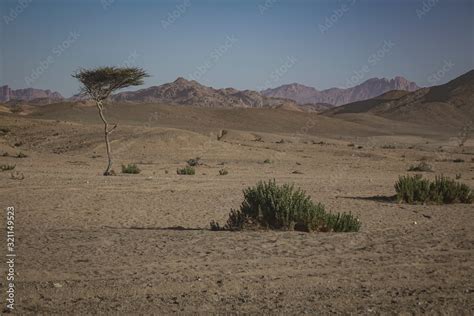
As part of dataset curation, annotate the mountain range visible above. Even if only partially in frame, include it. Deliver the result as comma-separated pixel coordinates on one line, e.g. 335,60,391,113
2,70,472,129
261,77,419,106
1,75,420,110
110,77,299,109
0,85,63,103
323,70,474,128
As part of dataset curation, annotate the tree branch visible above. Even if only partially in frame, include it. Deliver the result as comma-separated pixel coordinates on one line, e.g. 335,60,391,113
108,123,118,134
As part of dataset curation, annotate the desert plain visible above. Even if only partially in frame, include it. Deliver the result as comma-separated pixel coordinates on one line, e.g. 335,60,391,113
0,101,473,314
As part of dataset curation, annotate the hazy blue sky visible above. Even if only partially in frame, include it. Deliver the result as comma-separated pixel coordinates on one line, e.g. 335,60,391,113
1,0,473,97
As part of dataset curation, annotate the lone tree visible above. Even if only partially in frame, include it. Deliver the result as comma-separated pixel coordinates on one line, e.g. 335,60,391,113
72,66,149,175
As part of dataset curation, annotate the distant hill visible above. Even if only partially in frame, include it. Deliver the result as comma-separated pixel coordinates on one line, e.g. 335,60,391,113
261,76,419,106
0,103,11,113
299,103,335,112
323,70,474,128
0,78,311,112
0,85,64,103
111,77,300,109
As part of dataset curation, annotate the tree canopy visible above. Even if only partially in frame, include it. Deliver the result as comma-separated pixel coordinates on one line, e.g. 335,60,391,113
72,66,149,101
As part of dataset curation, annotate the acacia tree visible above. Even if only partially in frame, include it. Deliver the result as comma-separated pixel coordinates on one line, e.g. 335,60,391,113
72,66,149,175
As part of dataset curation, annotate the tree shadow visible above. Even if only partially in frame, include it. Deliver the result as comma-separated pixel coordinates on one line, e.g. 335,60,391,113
338,195,397,203
104,225,208,231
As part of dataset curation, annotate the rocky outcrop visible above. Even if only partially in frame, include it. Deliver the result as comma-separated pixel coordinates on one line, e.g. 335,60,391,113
0,85,64,103
111,77,298,109
261,77,420,106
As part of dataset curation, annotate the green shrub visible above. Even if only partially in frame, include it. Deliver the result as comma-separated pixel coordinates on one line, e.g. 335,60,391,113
395,174,473,204
209,220,221,231
211,180,360,233
121,164,141,174
408,161,433,172
263,159,272,164
10,171,24,180
395,175,431,204
187,157,202,167
324,212,363,233
177,166,195,175
16,152,28,158
218,169,228,176
0,164,15,172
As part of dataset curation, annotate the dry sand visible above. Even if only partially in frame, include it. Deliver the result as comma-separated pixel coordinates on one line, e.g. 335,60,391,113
0,107,473,314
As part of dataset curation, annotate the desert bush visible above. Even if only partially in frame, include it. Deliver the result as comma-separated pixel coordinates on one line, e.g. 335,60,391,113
211,180,360,232
121,164,141,174
217,129,228,141
209,220,221,231
16,152,27,158
323,212,363,233
263,159,272,164
395,175,431,204
382,145,396,149
395,174,473,204
177,166,195,175
2,152,9,157
408,161,433,172
10,171,24,180
0,127,10,134
0,164,15,172
218,169,228,176
187,157,202,167
453,158,465,163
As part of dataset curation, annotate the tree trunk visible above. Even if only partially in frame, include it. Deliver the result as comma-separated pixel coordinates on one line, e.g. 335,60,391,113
96,100,113,175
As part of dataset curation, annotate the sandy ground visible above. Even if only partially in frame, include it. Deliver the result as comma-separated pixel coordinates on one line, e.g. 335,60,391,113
0,108,473,314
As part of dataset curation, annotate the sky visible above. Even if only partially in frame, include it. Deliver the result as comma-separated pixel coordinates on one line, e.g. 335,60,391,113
0,0,473,97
